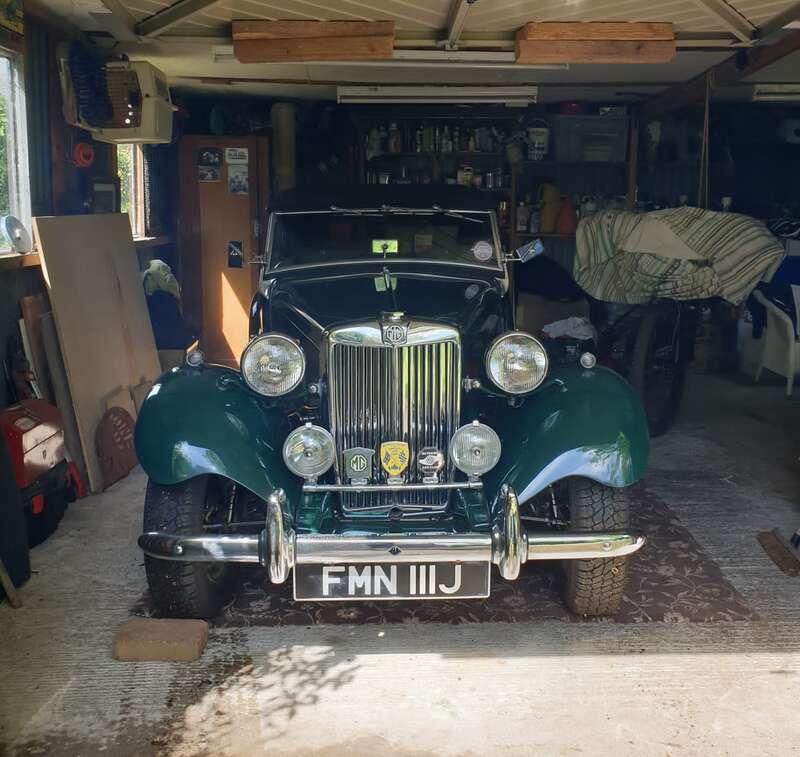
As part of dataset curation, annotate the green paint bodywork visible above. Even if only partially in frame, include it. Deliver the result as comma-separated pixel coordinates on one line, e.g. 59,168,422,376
483,364,649,515
134,367,301,505
135,361,648,535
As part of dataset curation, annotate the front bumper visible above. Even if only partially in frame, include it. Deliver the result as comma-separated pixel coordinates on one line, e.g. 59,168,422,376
139,486,645,584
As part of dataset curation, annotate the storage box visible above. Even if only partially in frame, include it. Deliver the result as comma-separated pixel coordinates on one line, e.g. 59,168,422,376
552,115,629,162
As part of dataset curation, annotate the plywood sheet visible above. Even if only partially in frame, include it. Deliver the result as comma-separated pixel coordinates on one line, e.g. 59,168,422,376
20,294,53,403
33,214,160,492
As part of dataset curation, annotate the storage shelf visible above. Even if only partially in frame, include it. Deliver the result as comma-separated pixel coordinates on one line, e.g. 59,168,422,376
0,252,41,271
517,160,628,167
369,151,505,161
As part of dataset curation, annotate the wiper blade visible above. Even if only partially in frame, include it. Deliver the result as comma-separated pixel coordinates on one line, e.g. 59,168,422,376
329,205,379,215
431,205,484,224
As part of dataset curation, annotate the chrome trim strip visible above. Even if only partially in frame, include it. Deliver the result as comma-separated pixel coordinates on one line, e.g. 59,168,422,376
329,320,460,348
303,481,482,493
294,533,492,565
138,533,263,563
526,532,646,561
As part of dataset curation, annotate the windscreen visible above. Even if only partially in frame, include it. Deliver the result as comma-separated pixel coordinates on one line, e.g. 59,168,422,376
268,211,500,270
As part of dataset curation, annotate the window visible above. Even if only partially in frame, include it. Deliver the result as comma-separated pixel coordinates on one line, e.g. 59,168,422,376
117,143,145,237
0,53,31,252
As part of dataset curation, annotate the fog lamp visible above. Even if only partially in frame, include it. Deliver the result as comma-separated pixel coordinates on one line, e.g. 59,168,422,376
450,421,501,478
283,423,335,480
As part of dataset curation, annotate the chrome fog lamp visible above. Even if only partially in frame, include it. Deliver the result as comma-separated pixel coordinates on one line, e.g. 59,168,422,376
450,421,501,479
283,423,335,480
485,331,548,394
241,333,305,397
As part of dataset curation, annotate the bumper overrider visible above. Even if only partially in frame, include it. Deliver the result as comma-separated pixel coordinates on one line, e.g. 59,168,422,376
139,486,645,598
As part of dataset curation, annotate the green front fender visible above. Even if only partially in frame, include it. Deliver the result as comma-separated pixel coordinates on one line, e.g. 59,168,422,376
134,366,299,502
484,365,649,506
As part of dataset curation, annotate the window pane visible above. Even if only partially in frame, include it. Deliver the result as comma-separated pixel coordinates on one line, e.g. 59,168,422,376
0,58,11,252
118,142,133,217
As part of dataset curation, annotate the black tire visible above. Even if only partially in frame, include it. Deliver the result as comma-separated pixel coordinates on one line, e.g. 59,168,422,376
629,303,690,437
143,476,238,619
560,478,630,618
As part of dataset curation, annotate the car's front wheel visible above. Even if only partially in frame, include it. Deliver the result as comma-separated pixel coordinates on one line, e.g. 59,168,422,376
560,478,630,617
143,475,239,619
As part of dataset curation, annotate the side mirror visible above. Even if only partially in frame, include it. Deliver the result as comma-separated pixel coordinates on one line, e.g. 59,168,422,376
506,238,545,263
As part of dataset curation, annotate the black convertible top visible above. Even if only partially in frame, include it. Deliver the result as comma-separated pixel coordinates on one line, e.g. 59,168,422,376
269,185,499,213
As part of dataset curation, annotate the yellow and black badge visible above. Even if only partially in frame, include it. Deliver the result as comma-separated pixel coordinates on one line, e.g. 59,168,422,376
380,441,410,477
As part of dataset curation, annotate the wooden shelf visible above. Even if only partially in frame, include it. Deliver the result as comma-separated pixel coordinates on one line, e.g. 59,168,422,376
0,252,41,271
517,160,628,167
133,235,173,249
369,151,505,162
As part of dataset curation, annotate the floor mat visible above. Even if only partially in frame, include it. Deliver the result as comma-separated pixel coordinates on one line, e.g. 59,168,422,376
133,485,757,626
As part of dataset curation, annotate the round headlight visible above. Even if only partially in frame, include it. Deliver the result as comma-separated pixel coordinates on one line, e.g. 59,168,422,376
450,421,501,478
241,333,305,397
485,331,548,394
282,423,335,480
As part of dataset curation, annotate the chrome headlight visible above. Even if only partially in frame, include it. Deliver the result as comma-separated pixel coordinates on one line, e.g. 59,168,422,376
241,333,305,397
283,423,335,480
485,331,548,394
450,421,501,478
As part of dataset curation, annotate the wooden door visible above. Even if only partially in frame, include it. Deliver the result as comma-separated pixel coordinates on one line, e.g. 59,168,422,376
178,136,270,366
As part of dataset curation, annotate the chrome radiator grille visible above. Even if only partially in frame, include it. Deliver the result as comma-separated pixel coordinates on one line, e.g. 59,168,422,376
327,321,461,512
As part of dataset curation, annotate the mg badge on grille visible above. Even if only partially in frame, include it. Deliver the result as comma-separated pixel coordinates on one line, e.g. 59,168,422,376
380,441,410,479
381,311,408,346
343,447,374,484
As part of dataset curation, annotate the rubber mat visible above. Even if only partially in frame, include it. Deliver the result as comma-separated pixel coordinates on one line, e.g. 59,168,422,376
133,484,758,626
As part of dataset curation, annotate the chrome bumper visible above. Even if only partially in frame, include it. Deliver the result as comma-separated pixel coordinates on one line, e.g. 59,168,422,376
138,487,645,584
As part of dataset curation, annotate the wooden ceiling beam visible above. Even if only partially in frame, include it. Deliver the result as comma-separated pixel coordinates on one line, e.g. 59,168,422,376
136,0,223,38
445,0,478,50
756,1,800,38
642,28,800,118
690,0,756,42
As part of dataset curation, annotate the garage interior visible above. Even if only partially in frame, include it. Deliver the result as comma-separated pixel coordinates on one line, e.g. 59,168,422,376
1,0,800,754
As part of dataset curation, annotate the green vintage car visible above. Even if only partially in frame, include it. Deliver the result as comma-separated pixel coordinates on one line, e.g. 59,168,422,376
136,187,648,618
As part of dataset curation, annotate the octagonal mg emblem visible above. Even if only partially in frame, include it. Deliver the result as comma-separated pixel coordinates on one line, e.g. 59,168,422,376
381,313,408,346
343,447,374,484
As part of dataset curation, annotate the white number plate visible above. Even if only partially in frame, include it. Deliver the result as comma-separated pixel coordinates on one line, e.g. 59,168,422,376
293,562,490,601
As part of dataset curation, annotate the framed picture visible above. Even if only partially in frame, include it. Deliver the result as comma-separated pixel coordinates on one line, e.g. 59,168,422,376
197,148,221,167
227,164,249,195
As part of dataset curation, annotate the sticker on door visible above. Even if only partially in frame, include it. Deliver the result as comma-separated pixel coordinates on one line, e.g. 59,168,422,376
228,240,244,268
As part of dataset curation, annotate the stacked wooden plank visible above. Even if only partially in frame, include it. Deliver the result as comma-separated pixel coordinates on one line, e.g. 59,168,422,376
233,20,395,63
515,22,675,64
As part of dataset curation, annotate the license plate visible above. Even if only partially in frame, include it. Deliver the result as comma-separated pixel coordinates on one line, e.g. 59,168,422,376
293,562,490,601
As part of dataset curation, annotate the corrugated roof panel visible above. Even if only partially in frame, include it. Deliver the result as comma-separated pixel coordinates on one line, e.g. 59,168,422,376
731,0,800,25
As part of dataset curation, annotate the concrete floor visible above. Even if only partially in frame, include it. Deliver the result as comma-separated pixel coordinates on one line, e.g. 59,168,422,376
1,372,800,756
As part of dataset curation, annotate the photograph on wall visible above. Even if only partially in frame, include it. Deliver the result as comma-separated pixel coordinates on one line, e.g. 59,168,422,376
197,148,221,167
198,165,220,182
228,164,249,194
225,147,248,164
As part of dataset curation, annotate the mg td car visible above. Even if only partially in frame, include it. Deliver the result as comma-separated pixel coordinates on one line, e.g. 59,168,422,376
135,187,648,618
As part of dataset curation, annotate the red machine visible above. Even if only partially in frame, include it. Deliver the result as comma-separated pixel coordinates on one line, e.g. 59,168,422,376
0,399,83,545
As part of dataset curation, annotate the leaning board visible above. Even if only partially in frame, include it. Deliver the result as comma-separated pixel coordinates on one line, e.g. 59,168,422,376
33,214,161,492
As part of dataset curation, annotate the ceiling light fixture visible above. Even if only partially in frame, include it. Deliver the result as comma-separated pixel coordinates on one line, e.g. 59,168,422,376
336,85,538,105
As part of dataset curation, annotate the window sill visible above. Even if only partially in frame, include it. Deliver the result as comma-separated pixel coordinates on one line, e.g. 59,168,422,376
0,251,41,271
133,235,173,249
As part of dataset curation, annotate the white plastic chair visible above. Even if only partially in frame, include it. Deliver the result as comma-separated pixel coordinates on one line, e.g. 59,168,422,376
753,288,800,397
